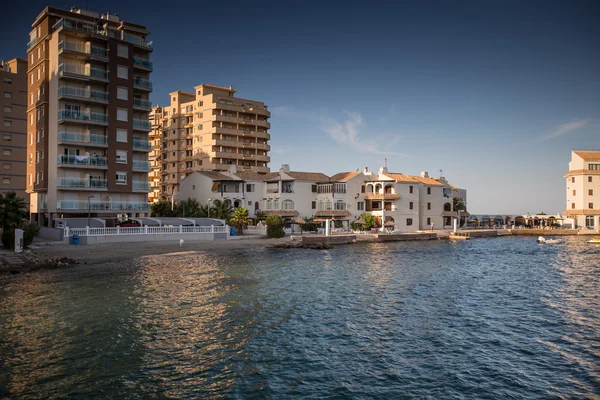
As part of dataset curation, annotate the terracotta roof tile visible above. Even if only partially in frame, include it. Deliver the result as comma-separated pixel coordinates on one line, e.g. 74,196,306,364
233,171,270,181
411,176,445,186
329,172,361,182
564,169,600,177
564,209,600,216
574,151,600,161
286,171,330,181
195,171,234,180
314,210,352,217
383,173,419,183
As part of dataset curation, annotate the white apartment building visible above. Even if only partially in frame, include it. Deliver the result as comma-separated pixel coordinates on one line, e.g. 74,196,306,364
565,149,600,229
176,164,467,232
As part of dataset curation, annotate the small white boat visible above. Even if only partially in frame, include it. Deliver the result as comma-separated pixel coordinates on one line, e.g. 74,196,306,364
537,236,562,244
587,238,600,244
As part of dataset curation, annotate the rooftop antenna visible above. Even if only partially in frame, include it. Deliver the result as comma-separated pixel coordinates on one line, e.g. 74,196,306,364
384,157,388,169
440,169,443,178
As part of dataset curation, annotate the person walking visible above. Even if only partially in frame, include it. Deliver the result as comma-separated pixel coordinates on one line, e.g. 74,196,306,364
431,222,434,231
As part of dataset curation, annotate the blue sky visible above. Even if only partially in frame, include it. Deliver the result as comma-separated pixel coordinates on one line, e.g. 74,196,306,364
3,1,599,214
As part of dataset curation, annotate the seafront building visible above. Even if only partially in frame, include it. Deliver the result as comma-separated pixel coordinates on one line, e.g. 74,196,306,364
0,58,28,201
565,149,600,229
175,164,467,232
26,6,153,227
149,85,271,202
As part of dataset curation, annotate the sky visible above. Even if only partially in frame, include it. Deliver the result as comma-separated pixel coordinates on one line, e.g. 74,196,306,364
2,0,599,214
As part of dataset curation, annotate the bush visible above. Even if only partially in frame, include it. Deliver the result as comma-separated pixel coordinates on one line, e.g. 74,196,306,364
22,223,40,249
265,215,285,238
1,228,14,250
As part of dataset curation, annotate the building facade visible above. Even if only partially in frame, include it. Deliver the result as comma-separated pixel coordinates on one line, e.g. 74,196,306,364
565,149,600,229
0,58,28,201
26,6,153,226
149,84,271,201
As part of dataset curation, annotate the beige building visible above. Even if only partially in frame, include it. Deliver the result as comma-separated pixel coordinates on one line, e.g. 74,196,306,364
149,84,271,201
565,149,600,229
0,58,28,201
26,6,153,226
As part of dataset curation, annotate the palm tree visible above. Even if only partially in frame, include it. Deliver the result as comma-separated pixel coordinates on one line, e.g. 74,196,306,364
198,203,210,218
0,192,27,230
211,199,234,221
176,198,201,217
230,207,251,235
453,197,466,212
150,199,175,217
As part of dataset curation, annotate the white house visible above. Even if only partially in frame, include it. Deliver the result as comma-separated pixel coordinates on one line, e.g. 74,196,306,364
565,150,600,229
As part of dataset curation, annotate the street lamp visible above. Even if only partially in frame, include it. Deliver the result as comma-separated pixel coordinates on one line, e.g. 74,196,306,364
87,195,95,227
207,198,213,218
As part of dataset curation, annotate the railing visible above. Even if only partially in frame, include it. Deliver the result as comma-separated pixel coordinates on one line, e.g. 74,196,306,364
133,57,153,69
27,38,38,50
58,41,108,58
132,160,151,170
133,77,152,89
133,138,152,150
54,18,107,36
58,63,108,80
133,98,152,109
65,224,228,237
57,200,151,212
132,180,151,191
58,86,108,102
58,110,108,123
58,154,108,167
122,33,153,48
57,177,107,189
133,119,152,130
58,132,108,145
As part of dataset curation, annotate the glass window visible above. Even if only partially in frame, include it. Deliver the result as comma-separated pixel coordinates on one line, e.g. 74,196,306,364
3,134,11,141
3,78,12,84
2,178,10,184
117,44,128,58
117,65,128,79
117,108,128,121
116,172,127,184
406,218,413,226
2,106,10,113
116,129,127,142
3,120,11,127
2,149,11,156
3,92,11,98
117,87,128,100
116,150,127,163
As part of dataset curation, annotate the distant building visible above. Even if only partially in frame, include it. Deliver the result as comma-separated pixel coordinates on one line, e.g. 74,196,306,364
564,149,600,228
26,6,153,227
0,58,27,201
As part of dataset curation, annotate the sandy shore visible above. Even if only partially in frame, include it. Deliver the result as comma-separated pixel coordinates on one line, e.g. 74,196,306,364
32,236,290,265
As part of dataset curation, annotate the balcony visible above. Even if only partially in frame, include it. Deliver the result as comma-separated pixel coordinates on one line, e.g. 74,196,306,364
54,18,107,38
58,110,108,126
57,200,151,212
132,160,151,171
253,154,270,162
133,77,152,91
122,33,153,50
133,57,153,70
58,41,108,60
58,86,108,104
57,132,108,147
364,193,400,200
27,38,38,51
133,119,152,131
58,63,108,81
133,181,151,192
57,177,107,190
58,154,108,169
133,98,152,110
215,114,240,124
215,152,242,160
256,119,271,129
133,138,152,151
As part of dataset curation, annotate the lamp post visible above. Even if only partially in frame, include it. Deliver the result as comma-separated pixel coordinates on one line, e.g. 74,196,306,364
207,198,213,218
87,195,94,227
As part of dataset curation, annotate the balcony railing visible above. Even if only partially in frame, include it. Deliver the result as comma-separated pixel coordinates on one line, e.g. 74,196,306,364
58,110,108,124
133,119,151,130
27,38,38,50
133,138,152,150
58,154,108,167
133,181,151,191
58,63,108,80
122,33,153,48
57,200,151,211
58,41,108,58
133,98,152,110
133,77,152,90
57,132,107,146
57,177,107,189
133,57,153,69
132,160,151,170
58,86,108,102
54,18,107,37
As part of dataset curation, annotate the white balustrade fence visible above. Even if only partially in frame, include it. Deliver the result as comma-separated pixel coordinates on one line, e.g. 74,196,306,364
65,225,229,237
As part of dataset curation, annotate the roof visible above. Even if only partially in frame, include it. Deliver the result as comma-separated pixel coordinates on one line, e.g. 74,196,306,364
261,210,299,217
314,210,352,217
383,173,418,183
287,171,330,182
233,171,271,181
195,171,235,180
329,172,361,182
564,169,600,177
574,151,600,161
411,176,445,186
564,209,600,216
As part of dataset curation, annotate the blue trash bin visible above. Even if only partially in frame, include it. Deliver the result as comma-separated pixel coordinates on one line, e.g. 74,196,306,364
72,234,79,245
230,227,235,236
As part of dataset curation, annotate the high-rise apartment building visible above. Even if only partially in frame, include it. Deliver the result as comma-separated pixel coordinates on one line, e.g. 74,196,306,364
149,84,271,201
0,58,28,201
26,7,153,226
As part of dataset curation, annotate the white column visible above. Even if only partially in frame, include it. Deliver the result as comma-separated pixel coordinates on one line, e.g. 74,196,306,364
453,218,458,233
325,219,330,236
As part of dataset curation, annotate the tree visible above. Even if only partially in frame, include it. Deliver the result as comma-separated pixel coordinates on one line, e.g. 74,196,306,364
211,199,233,222
453,197,466,212
175,198,201,218
265,215,285,238
230,207,251,235
361,213,376,231
299,217,317,233
150,199,175,217
0,192,27,230
198,203,210,218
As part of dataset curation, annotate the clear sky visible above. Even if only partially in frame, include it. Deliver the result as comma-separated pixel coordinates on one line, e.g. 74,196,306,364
2,1,599,214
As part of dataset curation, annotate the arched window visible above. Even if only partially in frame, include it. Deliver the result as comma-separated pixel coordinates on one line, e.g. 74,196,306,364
254,202,259,210
366,184,374,194
266,200,272,210
234,199,241,208
282,200,294,210
273,199,279,210
335,200,346,210
385,185,394,194
325,200,332,210
318,200,324,210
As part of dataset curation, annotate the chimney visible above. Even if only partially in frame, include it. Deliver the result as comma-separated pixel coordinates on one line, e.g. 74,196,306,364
379,166,388,174
421,171,429,178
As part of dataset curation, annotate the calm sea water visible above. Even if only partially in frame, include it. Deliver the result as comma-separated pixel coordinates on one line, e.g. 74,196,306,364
1,236,599,399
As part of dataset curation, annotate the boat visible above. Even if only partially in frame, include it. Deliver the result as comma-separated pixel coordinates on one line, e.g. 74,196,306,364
587,238,600,244
537,236,562,244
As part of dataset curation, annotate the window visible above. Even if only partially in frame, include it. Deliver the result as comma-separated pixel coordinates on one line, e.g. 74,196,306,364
117,87,128,100
30,53,33,64
589,177,593,183
589,164,600,170
361,185,365,193
409,201,414,210
36,130,40,142
409,185,414,194
282,200,294,210
3,149,11,156
3,92,11,98
407,218,413,226
117,44,128,58
41,171,43,181
30,74,33,85
3,120,11,127
36,151,39,163
3,78,11,84
29,134,33,145
30,114,33,125
37,47,41,59
311,184,317,193
117,65,128,79
41,85,44,95
427,217,431,226
572,177,575,183
116,172,127,184
117,108,128,121
28,154,32,165
427,187,431,195
36,109,40,122
571,203,575,209
2,178,10,185
37,68,40,80
335,200,346,210
312,201,316,209
3,106,11,113
41,149,44,159
37,88,40,101
573,190,576,196
3,134,11,141
29,174,32,186
116,129,127,142
246,184,255,192
357,201,364,211
116,150,127,163
3,163,11,170
30,93,33,105
586,216,595,227
35,172,39,184
589,190,594,196
589,203,594,209
325,200,332,210
41,128,44,138
427,202,431,210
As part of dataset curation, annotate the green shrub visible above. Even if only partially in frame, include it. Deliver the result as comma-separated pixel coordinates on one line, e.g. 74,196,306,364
1,228,14,250
22,223,40,249
265,215,285,238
